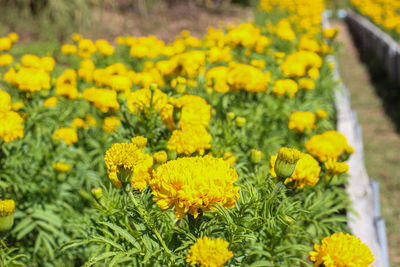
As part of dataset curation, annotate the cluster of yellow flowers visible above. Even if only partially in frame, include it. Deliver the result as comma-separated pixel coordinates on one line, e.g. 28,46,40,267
310,232,375,267
351,0,400,38
305,130,355,162
0,89,24,143
150,156,239,219
0,33,17,67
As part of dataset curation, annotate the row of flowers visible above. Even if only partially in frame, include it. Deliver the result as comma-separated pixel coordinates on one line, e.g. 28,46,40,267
350,0,400,41
0,0,374,266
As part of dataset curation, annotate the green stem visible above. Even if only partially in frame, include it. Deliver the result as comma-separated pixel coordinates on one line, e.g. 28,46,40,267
127,189,173,260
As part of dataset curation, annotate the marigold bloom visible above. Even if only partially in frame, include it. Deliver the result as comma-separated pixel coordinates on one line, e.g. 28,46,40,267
82,87,120,113
0,37,12,51
310,232,374,267
72,118,88,129
251,149,262,163
288,111,316,133
273,147,303,179
167,124,211,156
153,151,168,164
12,102,24,111
270,152,320,188
299,78,316,90
52,162,73,172
131,136,147,149
316,109,328,119
0,54,13,66
78,39,97,58
0,199,15,231
0,89,11,112
8,32,19,43
150,156,239,219
43,97,58,107
104,143,153,191
273,79,298,98
56,69,78,99
186,236,234,267
61,44,77,55
103,116,121,133
52,127,78,146
306,131,354,162
95,39,114,56
325,159,349,176
0,111,24,143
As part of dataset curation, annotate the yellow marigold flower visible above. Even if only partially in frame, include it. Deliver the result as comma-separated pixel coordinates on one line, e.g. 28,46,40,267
52,127,78,146
126,87,168,113
43,97,58,107
308,68,320,79
0,111,24,143
82,87,120,113
281,51,322,78
0,37,12,51
226,64,270,93
325,159,349,176
72,118,88,129
276,19,296,41
0,54,13,66
103,116,121,133
167,124,211,156
52,162,73,173
56,69,78,99
298,36,320,53
0,89,11,112
273,147,302,179
299,78,315,90
131,136,147,149
150,155,239,219
288,111,316,133
9,67,50,92
322,27,339,39
21,54,41,69
174,95,211,128
8,32,19,43
306,131,354,162
206,66,230,93
104,142,153,191
270,152,320,188
316,109,328,119
85,114,97,126
78,39,97,58
273,79,298,98
0,199,15,231
41,57,55,72
310,232,374,267
71,33,82,42
153,150,168,164
11,102,24,111
95,39,114,56
186,236,234,267
61,44,77,55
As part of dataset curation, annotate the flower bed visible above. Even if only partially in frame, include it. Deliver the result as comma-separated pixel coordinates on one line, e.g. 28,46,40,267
0,0,375,266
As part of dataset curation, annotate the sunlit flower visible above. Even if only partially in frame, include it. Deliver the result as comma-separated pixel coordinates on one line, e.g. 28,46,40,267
186,236,234,267
52,127,78,146
0,199,15,231
150,155,239,219
310,232,374,267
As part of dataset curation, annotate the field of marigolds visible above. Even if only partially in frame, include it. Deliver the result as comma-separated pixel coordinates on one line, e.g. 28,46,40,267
0,0,377,266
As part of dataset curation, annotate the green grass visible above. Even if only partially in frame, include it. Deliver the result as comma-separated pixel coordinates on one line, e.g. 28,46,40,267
333,19,400,265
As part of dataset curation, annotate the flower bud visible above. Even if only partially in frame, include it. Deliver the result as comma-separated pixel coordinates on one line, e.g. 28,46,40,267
116,165,134,183
154,150,168,164
91,187,103,200
274,147,302,179
235,116,246,127
0,199,15,231
227,112,235,120
251,149,262,163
